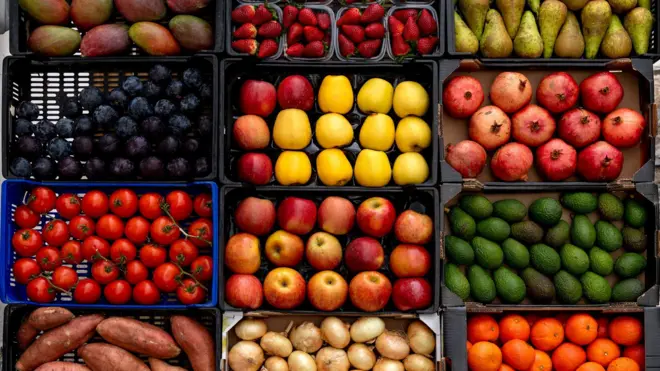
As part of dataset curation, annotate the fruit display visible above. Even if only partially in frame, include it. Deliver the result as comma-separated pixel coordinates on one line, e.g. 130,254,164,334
336,3,387,59
4,182,216,306
387,6,441,58
221,187,437,312
443,190,651,305
16,0,215,56
283,5,334,59
230,1,284,59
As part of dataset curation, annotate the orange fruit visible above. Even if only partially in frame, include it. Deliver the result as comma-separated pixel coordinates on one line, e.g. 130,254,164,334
565,314,598,345
586,339,621,367
576,362,606,371
502,339,535,371
552,343,587,371
608,317,642,346
531,318,565,351
469,315,500,343
468,341,473,351
468,341,503,371
527,349,552,371
500,314,531,343
607,357,640,371
623,345,645,370
596,317,609,339
499,365,515,371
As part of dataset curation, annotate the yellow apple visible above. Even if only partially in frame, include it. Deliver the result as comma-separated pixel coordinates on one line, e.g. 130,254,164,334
357,78,394,114
273,109,312,150
393,81,429,118
359,113,395,151
395,117,432,152
315,113,354,148
275,151,312,185
318,75,354,114
316,149,353,186
354,149,391,187
393,153,429,185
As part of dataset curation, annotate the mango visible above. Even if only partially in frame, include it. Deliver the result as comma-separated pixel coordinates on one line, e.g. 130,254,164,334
28,26,81,56
81,24,131,57
169,15,213,51
19,0,69,25
129,22,181,56
167,0,210,13
71,0,114,30
115,0,167,22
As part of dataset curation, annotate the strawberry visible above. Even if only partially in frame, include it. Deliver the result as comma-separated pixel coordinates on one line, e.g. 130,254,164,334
388,16,404,36
338,34,356,57
360,3,385,23
391,34,411,56
417,9,437,35
298,8,318,26
393,9,418,23
233,23,257,39
257,39,278,58
342,25,365,43
282,5,299,29
258,20,282,38
232,5,255,24
304,26,325,42
324,32,331,44
286,43,304,57
303,41,326,57
403,16,420,42
337,8,361,26
232,39,259,55
287,23,303,45
253,4,276,26
417,36,438,55
365,22,385,39
317,12,331,30
358,39,381,58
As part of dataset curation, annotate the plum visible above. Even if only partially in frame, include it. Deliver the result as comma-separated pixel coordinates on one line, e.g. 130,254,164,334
14,118,33,136
149,65,171,84
16,136,42,159
79,87,104,111
85,157,106,179
167,157,190,178
62,97,81,118
140,156,165,178
17,101,40,120
116,116,138,138
74,115,95,136
47,138,73,159
34,120,57,141
58,157,83,179
32,157,56,180
56,118,75,137
10,157,32,178
110,158,135,177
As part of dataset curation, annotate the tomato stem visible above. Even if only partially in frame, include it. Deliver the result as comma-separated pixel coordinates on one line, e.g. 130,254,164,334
39,273,72,295
174,262,208,291
159,203,212,246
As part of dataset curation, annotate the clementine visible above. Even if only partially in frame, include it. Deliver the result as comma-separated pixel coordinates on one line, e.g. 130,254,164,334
552,343,587,371
576,362,606,371
499,365,515,371
623,344,645,370
531,318,565,351
502,339,535,371
586,338,621,367
500,314,531,343
468,341,473,351
566,314,598,345
469,315,500,343
468,341,503,371
607,357,640,371
527,349,552,371
596,317,609,339
608,317,642,346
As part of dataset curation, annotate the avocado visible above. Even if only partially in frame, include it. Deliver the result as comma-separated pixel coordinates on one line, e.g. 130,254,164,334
445,235,475,265
611,278,644,302
492,199,527,223
571,215,596,249
614,253,647,278
622,226,647,253
545,220,570,248
477,217,511,242
624,199,647,228
529,197,563,226
598,193,624,221
502,238,530,269
472,236,504,269
595,221,623,252
589,247,614,276
521,267,555,304
560,244,590,275
494,266,526,304
448,207,476,240
445,263,470,300
561,192,598,214
511,221,544,245
468,264,496,303
581,271,612,304
530,243,561,276
460,195,493,220
554,270,583,304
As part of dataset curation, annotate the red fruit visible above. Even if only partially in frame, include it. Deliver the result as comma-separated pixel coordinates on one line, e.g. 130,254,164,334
491,143,534,181
232,39,259,55
232,5,255,24
237,153,273,185
304,26,324,42
392,278,432,311
338,34,356,57
469,105,512,150
577,141,624,181
233,23,257,39
602,108,646,148
358,39,381,58
278,75,314,111
317,12,330,30
388,16,405,36
536,138,577,181
342,25,365,43
361,3,385,23
282,5,298,29
559,108,602,148
393,9,418,22
303,41,327,57
253,4,276,26
338,8,361,26
489,72,533,113
511,104,556,147
365,22,385,39
417,36,438,54
258,20,282,38
257,39,278,58
536,72,579,114
446,140,488,178
443,76,484,119
403,17,420,42
417,9,437,35
391,34,411,56
580,72,624,113
298,8,318,26
287,22,303,45
286,43,304,57
14,205,40,229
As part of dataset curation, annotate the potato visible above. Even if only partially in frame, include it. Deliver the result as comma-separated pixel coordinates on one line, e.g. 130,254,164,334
148,358,187,371
17,322,38,350
78,343,150,371
28,307,74,330
171,316,215,371
96,317,181,359
34,362,91,371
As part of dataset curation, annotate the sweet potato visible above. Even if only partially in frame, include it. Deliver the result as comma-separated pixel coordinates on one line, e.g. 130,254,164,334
96,317,181,359
28,307,75,330
34,362,92,371
16,314,104,371
78,343,150,371
171,316,215,371
148,358,188,371
17,322,39,350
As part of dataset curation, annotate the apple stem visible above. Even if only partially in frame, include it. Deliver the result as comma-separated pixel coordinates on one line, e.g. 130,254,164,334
160,202,212,246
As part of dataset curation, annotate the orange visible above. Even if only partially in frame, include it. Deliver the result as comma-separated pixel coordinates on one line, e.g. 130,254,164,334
623,345,645,370
552,343,587,371
565,314,598,345
502,339,535,371
468,341,503,371
596,317,609,339
468,341,473,351
607,357,640,371
527,350,552,371
531,318,565,351
586,339,621,367
500,314,531,343
499,365,515,371
469,315,500,343
608,317,643,346
576,362,606,371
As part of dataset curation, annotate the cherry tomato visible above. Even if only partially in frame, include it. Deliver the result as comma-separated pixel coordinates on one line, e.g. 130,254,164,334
55,193,81,219
165,191,193,221
96,214,125,240
82,190,109,218
109,189,138,218
60,240,83,264
150,216,181,245
125,260,149,284
139,193,163,220
36,247,62,271
133,280,161,305
188,218,213,247
193,193,213,218
13,258,41,285
169,239,199,267
153,262,181,293
12,229,43,257
91,260,120,284
69,215,95,240
139,244,167,268
14,205,40,229
52,266,78,291
190,256,213,281
27,277,56,303
110,239,137,263
42,219,70,247
27,187,56,214
124,216,149,244
177,279,206,304
74,278,101,304
81,236,110,261
104,280,132,304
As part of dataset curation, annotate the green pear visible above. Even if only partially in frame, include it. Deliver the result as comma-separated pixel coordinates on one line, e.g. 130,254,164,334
497,0,525,38
528,0,540,14
624,7,653,54
539,0,567,58
455,12,480,53
555,11,585,57
480,9,513,57
582,0,613,58
561,0,590,10
459,0,490,39
607,0,637,13
600,15,632,57
637,0,650,9
514,11,544,57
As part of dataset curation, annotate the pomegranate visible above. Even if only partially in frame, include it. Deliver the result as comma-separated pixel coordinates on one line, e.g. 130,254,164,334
579,72,624,114
558,108,601,148
536,72,579,113
536,138,577,181
446,140,487,178
443,76,484,118
602,108,646,148
489,72,533,113
577,141,624,181
511,104,556,147
468,105,512,150
490,142,534,181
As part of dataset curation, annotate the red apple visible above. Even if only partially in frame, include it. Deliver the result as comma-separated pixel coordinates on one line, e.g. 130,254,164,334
277,197,317,235
394,210,433,245
233,115,271,150
349,271,392,312
235,197,276,236
225,274,263,309
306,232,343,271
307,270,348,311
237,153,272,185
318,196,356,235
345,237,385,272
389,244,431,278
239,80,277,117
263,267,306,309
392,278,432,311
224,233,261,274
265,230,304,267
356,197,396,237
277,75,314,111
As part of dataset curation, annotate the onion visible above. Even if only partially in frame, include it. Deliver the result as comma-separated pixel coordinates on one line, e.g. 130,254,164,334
347,343,376,370
374,358,405,371
350,317,385,343
375,330,410,360
289,322,323,353
315,347,350,371
403,354,435,371
321,317,351,349
288,350,317,371
265,356,289,371
228,340,264,371
235,319,268,341
407,321,435,356
260,331,293,358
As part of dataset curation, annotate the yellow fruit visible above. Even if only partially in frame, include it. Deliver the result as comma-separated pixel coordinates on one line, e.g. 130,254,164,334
315,113,354,148
275,151,312,185
316,149,353,186
273,109,312,150
393,152,429,185
354,149,392,187
318,75,354,114
395,116,432,152
357,78,394,114
359,113,395,151
393,81,429,118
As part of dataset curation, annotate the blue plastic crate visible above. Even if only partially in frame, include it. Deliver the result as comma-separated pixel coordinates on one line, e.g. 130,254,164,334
0,179,219,308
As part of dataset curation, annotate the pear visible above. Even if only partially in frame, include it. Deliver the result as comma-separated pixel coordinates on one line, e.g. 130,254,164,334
624,7,653,55
455,12,480,53
600,15,632,57
514,11,543,57
539,0,567,58
528,0,540,15
608,0,637,13
561,0,589,10
497,0,525,38
582,0,612,59
459,0,490,39
638,0,650,9
480,9,513,58
555,11,585,57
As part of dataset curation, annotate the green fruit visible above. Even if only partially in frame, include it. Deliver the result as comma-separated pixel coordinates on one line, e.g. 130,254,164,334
581,271,612,303
539,0,568,58
595,220,623,252
514,10,544,58
529,197,563,227
530,243,561,275
460,195,493,220
611,278,644,302
502,238,530,269
492,199,527,223
554,11,585,57
598,193,624,221
614,253,646,278
561,192,598,214
521,267,555,304
169,15,214,52
459,0,490,39
545,220,570,248
582,0,613,59
468,265,497,303
445,263,471,300
554,270,583,304
624,199,647,228
480,9,514,58
589,247,614,276
28,26,81,57
448,207,476,240
571,215,596,249
494,266,526,304
445,236,475,265
622,226,647,252
455,12,480,54
477,217,511,242
511,221,544,245
472,237,504,269
560,244,590,275
624,7,653,55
